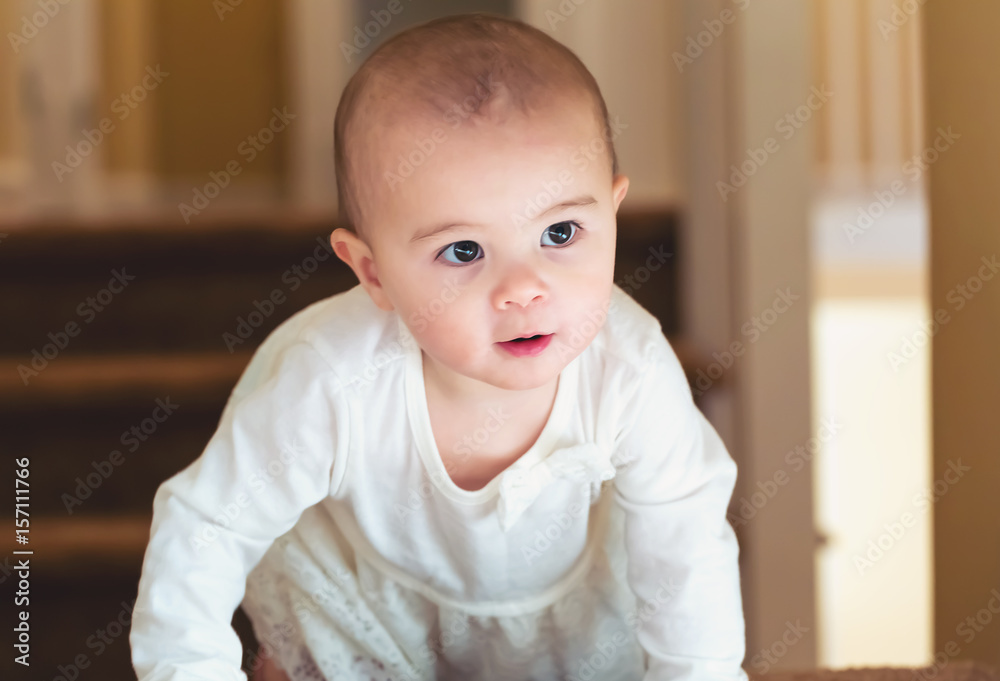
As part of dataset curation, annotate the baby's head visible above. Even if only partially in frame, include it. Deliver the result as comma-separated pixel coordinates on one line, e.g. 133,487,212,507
331,13,629,394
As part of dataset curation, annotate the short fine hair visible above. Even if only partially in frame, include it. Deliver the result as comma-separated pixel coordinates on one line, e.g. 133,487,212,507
333,12,619,238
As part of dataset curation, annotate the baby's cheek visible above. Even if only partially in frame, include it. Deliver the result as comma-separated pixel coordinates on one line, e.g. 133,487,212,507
413,314,470,358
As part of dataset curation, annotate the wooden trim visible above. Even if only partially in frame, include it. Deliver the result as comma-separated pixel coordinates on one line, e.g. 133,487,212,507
1,515,151,574
0,352,251,408
813,263,926,298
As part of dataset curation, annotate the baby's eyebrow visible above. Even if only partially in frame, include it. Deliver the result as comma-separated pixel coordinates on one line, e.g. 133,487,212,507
409,195,599,244
410,222,469,244
542,195,599,215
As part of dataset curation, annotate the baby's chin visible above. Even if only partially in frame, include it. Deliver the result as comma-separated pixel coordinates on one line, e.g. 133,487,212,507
483,368,562,392
488,350,580,391
423,348,567,394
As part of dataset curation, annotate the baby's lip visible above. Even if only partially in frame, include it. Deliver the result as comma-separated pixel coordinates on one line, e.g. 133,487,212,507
499,332,551,343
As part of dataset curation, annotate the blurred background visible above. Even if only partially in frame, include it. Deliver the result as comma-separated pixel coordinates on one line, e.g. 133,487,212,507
1,0,998,679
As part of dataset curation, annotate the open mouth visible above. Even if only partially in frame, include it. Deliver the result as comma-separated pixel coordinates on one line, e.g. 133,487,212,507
498,333,553,357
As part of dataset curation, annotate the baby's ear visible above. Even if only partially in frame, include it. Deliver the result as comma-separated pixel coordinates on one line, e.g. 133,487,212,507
330,227,360,268
330,228,395,312
612,175,630,213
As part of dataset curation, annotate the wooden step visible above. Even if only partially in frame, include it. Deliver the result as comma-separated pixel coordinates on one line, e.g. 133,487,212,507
1,514,151,577
0,335,720,412
0,352,253,409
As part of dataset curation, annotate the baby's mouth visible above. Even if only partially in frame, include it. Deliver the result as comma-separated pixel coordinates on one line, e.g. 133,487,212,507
497,333,554,357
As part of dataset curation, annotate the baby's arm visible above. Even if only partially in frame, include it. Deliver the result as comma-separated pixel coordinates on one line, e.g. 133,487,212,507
613,337,748,681
130,340,347,681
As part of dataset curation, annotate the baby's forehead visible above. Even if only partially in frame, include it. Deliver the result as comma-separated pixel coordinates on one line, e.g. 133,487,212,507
333,15,619,237
363,95,603,190
351,73,603,187
357,109,609,240
356,72,603,158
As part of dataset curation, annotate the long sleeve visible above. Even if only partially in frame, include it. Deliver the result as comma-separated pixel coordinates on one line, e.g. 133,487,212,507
130,340,350,681
612,335,748,681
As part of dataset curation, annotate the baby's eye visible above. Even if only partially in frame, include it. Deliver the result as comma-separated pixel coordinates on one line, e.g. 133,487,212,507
540,221,580,247
438,240,482,265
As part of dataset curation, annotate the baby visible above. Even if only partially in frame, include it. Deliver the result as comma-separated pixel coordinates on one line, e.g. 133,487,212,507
130,13,748,681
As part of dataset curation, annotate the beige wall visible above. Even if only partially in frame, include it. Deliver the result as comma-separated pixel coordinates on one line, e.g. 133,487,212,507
813,0,924,184
732,1,818,667
681,0,818,668
150,0,288,182
924,2,1000,663
99,0,156,176
516,0,686,208
0,1,18,161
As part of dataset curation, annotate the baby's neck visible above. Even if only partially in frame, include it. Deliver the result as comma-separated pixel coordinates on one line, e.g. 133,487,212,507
422,353,560,489
420,350,559,419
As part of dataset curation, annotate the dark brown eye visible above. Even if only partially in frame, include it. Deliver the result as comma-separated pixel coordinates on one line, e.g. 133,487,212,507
440,240,481,264
541,221,578,246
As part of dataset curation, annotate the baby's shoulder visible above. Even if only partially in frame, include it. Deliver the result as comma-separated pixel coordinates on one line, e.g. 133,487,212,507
588,284,674,373
231,285,401,396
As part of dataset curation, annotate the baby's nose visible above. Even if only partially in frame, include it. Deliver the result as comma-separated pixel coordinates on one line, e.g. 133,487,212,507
492,263,548,309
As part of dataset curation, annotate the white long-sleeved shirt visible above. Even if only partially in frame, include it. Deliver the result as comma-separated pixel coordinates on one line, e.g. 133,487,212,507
130,283,748,681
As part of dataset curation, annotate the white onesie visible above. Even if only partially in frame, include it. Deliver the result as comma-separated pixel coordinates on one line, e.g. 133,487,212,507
130,283,748,681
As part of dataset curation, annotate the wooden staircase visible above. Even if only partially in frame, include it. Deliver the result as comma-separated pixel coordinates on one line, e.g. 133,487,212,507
0,210,690,679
